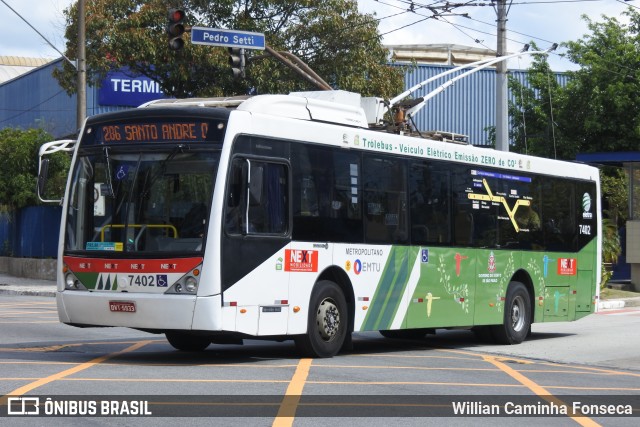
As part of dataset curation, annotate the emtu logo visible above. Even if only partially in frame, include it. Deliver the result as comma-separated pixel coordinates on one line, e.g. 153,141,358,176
582,193,593,219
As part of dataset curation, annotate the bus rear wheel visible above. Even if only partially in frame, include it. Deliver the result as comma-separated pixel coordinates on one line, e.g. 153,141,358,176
295,280,348,358
491,281,531,344
165,332,211,351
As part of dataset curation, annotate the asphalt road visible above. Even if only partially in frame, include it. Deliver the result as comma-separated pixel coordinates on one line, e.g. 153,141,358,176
0,295,638,427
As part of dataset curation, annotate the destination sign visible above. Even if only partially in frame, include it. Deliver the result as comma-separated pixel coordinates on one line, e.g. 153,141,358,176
86,120,225,145
191,27,265,50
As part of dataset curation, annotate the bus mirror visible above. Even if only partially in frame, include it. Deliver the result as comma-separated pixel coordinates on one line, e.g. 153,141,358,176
37,158,52,202
249,165,264,205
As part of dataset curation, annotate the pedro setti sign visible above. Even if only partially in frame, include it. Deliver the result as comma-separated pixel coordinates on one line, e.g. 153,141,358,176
99,68,169,107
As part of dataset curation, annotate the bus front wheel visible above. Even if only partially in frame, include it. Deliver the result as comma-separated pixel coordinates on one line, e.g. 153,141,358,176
165,332,211,351
491,282,531,344
295,280,348,358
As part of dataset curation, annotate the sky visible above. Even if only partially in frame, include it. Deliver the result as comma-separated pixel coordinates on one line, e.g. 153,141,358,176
0,0,636,71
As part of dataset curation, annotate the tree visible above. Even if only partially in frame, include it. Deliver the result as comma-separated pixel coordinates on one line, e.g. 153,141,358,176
53,0,403,99
508,48,570,159
0,128,70,210
559,8,640,153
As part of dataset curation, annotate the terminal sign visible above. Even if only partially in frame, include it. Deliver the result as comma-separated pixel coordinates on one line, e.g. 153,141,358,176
191,27,265,50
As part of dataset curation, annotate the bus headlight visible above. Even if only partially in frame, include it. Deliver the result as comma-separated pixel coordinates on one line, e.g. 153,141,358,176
64,273,87,290
185,277,198,293
164,265,201,295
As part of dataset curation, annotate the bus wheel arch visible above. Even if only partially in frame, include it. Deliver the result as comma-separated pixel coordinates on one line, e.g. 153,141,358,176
491,280,532,345
295,267,353,358
317,266,355,337
511,269,536,324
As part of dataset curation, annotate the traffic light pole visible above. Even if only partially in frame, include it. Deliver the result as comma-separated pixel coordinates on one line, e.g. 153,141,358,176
77,0,86,130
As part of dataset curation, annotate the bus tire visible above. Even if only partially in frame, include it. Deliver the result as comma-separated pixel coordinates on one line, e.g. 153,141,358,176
491,282,531,345
295,280,348,358
165,332,211,351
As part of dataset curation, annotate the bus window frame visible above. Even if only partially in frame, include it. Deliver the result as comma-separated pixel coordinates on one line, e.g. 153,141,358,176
223,153,292,239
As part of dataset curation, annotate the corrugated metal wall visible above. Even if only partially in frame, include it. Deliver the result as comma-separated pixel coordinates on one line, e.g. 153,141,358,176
403,64,569,146
0,206,61,257
0,60,77,139
0,59,128,139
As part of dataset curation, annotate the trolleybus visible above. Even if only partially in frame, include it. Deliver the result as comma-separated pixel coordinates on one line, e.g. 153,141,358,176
39,91,601,357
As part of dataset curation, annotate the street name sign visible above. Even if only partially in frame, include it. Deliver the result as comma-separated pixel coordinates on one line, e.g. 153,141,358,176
191,27,265,50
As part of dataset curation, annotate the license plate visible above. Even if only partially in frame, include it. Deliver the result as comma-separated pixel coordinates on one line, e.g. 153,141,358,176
109,301,136,313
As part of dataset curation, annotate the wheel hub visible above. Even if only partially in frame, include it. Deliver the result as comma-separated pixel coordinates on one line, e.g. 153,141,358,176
316,298,340,341
511,295,525,332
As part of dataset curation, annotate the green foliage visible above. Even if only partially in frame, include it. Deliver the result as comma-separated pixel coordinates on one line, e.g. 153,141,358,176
508,47,571,159
560,9,640,153
0,128,70,209
509,8,640,159
600,167,628,226
53,0,403,99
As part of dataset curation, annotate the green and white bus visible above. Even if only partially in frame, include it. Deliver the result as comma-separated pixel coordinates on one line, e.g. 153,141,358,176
41,91,600,357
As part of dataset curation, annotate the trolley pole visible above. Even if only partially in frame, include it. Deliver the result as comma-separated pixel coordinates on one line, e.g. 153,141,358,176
495,0,509,152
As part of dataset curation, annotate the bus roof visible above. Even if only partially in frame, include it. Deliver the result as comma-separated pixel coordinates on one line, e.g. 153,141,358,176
139,92,597,181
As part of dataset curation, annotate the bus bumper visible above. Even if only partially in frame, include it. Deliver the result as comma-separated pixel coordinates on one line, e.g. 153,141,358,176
56,291,222,331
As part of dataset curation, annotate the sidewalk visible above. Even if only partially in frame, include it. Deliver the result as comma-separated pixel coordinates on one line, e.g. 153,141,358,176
0,273,57,297
1,272,639,310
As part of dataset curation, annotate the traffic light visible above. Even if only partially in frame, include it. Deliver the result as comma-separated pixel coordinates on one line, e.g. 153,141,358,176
228,48,246,79
167,9,185,50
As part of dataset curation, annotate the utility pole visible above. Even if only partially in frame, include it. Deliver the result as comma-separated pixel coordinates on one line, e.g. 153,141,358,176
495,0,509,152
77,0,87,130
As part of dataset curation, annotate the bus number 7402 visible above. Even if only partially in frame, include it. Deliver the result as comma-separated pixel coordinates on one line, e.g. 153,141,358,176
128,275,156,287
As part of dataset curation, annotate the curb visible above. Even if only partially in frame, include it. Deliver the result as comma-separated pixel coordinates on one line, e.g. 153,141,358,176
598,300,625,310
0,287,56,297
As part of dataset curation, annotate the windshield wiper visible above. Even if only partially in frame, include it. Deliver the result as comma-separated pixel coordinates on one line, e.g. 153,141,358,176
139,144,186,201
101,147,115,198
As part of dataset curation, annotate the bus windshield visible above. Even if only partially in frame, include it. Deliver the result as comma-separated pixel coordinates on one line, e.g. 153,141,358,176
65,145,220,255
64,112,226,257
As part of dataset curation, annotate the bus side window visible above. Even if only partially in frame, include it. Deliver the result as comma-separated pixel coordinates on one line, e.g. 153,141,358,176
363,155,408,244
225,158,289,235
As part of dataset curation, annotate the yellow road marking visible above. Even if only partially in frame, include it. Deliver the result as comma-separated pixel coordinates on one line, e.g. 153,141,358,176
0,314,57,318
0,308,57,316
0,302,55,307
0,321,59,324
551,364,640,378
355,353,479,361
308,380,523,388
0,340,151,406
273,358,312,427
545,385,640,392
63,378,291,383
0,340,164,353
314,364,499,372
484,355,601,427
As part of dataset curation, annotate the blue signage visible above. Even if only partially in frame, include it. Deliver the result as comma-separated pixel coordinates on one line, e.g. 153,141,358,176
99,69,168,107
191,27,265,50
